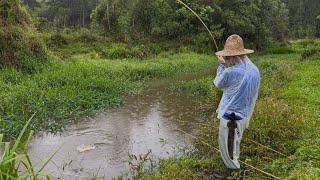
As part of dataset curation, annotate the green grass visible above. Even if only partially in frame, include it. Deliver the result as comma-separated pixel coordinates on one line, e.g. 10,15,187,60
138,46,320,179
1,36,320,179
169,77,214,97
281,60,320,178
0,52,216,138
135,156,223,180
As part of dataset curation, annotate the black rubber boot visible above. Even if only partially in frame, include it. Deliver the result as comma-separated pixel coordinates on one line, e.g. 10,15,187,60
225,168,240,179
213,172,225,179
225,168,233,177
212,168,240,179
212,169,232,180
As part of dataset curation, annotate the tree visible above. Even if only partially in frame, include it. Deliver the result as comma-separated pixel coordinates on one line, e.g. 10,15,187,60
283,0,320,38
91,0,290,49
213,0,289,49
21,0,40,8
316,15,320,37
26,0,99,28
131,0,155,35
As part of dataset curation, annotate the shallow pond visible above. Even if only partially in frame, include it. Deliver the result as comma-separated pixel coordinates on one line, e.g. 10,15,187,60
28,71,215,179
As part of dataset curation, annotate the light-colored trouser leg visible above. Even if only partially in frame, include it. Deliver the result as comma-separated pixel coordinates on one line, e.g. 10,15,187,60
218,119,247,169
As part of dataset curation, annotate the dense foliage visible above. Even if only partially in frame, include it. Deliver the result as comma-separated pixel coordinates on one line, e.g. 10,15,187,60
284,0,320,38
91,0,289,49
20,0,320,49
22,0,99,29
0,0,47,72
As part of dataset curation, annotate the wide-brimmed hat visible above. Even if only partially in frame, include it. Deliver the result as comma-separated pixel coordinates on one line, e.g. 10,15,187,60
215,34,254,57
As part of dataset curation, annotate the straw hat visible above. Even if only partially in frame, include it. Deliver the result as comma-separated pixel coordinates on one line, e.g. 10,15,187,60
215,34,254,57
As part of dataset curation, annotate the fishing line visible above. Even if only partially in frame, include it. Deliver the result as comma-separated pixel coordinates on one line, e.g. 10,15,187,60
176,128,280,179
174,1,282,178
178,120,289,157
176,0,219,52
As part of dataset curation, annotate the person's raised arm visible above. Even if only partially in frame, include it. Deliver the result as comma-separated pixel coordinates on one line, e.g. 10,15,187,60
214,56,230,89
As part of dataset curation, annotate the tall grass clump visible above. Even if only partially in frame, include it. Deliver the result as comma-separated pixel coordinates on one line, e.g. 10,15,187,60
300,47,320,60
0,114,53,179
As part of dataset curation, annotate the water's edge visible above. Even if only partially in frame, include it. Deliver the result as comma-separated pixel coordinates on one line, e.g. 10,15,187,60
28,70,215,179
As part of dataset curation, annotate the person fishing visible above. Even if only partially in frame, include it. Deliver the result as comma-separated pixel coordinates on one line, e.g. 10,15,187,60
213,34,260,179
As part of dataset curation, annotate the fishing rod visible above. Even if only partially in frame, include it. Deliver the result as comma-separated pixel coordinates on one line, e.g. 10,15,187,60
176,0,219,52
174,1,281,178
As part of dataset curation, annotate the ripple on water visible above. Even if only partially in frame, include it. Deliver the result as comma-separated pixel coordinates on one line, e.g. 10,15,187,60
28,72,215,179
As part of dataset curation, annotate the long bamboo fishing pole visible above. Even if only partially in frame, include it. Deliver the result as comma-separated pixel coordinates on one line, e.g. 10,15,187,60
176,0,219,52
174,1,281,178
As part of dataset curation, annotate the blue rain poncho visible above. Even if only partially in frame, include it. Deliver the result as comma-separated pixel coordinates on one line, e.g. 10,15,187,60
214,57,260,128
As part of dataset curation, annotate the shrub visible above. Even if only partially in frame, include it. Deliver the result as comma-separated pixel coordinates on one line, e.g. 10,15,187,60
0,0,47,72
130,45,152,59
102,43,130,59
76,28,98,43
300,47,320,60
102,43,152,59
149,43,162,55
47,32,69,48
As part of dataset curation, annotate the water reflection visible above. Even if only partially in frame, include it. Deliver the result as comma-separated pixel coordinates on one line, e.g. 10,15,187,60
28,72,214,179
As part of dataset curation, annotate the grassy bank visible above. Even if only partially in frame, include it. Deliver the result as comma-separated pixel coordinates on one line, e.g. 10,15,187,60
136,41,320,179
0,52,216,138
1,35,319,178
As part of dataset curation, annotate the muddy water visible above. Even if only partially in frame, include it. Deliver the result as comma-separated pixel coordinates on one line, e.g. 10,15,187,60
28,71,215,179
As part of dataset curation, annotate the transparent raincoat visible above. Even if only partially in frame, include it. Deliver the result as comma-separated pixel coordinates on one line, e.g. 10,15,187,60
214,57,260,128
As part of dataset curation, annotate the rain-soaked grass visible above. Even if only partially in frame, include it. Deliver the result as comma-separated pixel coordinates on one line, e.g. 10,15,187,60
1,39,319,178
0,52,216,138
137,45,320,179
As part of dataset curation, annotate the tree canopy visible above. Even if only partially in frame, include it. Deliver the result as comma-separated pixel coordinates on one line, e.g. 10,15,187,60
15,0,320,49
